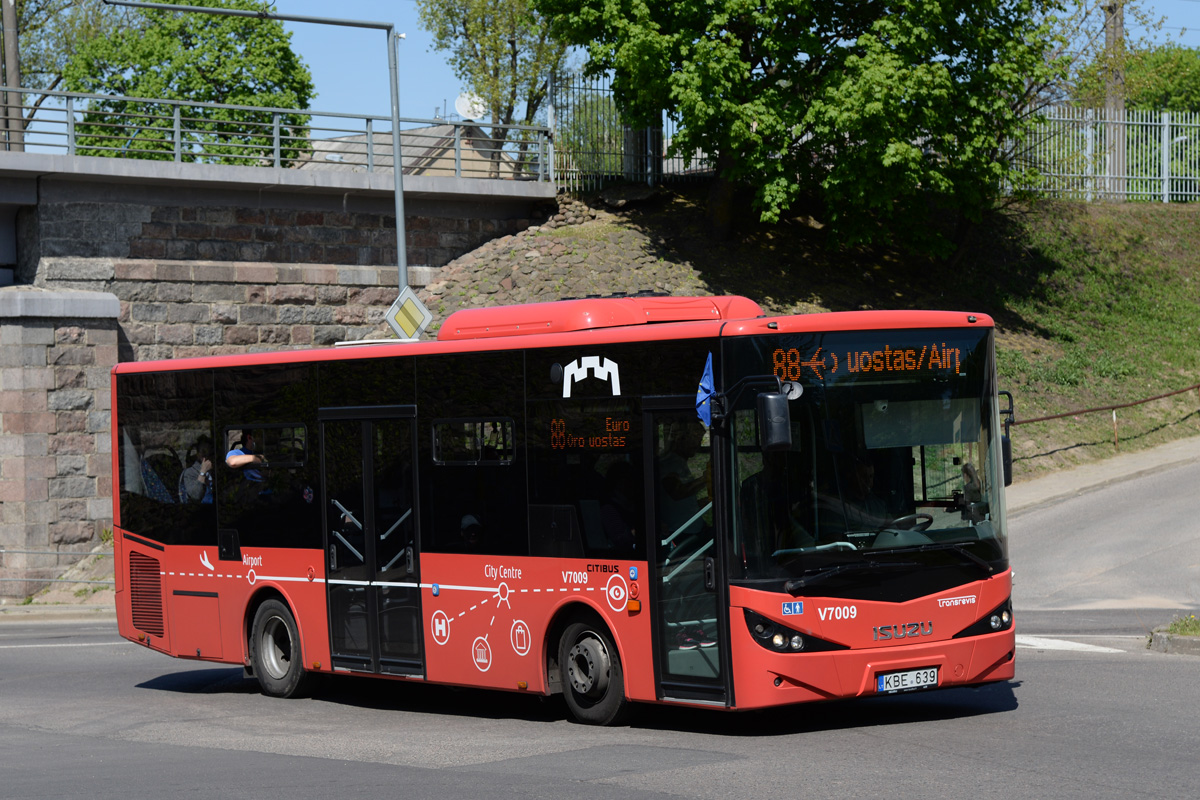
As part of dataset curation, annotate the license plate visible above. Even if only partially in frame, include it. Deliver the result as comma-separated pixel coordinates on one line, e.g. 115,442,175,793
877,667,938,693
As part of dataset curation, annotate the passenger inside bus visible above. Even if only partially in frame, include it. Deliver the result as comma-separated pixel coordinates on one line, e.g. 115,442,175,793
599,461,638,552
658,420,709,541
178,436,214,504
458,514,484,551
225,430,268,480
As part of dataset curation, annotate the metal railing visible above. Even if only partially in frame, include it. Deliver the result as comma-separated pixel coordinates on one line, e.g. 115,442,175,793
1014,107,1200,203
0,87,553,182
547,80,1200,202
1012,382,1200,450
550,74,711,193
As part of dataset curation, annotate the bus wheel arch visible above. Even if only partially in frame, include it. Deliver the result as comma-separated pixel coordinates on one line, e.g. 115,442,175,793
246,592,312,698
550,605,630,726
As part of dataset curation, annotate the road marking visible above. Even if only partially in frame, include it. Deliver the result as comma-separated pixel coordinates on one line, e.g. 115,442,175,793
1015,635,1123,653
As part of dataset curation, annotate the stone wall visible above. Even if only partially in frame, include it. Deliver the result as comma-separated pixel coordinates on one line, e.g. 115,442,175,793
0,290,118,599
17,189,546,284
45,258,409,358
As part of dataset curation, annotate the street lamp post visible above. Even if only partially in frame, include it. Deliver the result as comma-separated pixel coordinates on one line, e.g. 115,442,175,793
102,0,409,290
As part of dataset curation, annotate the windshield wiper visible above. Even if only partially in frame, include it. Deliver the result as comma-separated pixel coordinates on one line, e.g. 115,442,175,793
869,542,995,574
784,560,920,595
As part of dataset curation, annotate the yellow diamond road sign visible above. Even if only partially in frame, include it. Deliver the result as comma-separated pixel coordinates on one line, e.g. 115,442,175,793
385,287,433,341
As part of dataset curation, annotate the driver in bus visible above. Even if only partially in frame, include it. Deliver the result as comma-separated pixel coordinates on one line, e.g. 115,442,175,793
819,451,891,535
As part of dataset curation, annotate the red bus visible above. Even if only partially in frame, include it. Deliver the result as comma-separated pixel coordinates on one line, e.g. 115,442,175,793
111,294,1015,725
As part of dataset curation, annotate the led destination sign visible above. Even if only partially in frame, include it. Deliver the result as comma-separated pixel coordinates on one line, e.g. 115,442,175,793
773,342,965,382
550,417,631,450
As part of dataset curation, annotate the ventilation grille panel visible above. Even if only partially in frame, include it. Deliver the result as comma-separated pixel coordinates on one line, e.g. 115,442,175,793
129,551,164,638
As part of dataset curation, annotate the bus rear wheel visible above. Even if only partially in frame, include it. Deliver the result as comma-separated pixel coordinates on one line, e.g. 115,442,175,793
250,599,311,698
558,621,629,725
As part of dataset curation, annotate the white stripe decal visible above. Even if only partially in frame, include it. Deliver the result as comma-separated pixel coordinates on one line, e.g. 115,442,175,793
423,583,495,593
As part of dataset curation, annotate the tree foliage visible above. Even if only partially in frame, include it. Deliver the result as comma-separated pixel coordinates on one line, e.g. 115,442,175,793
416,0,570,176
61,0,314,165
537,0,1064,252
2,0,135,131
1048,1,1170,108
1076,44,1200,113
6,0,132,91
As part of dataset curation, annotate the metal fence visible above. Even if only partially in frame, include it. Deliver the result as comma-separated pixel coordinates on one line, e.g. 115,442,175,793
6,88,1200,203
0,87,553,182
550,74,711,193
547,76,1200,203
1015,107,1200,203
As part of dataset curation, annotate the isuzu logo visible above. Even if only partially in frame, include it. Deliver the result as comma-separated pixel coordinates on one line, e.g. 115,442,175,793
873,621,933,641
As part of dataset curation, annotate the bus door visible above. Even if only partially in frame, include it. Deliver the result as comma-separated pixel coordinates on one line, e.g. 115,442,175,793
646,405,729,706
321,407,422,676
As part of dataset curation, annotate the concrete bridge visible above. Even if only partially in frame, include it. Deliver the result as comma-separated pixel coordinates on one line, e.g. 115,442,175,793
0,150,556,599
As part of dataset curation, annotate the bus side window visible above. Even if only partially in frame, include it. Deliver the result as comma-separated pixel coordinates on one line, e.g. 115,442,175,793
115,370,216,545
429,418,522,556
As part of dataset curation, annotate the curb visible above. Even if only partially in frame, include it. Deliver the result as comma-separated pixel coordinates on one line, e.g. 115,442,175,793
0,604,117,622
1007,434,1200,515
1148,630,1200,657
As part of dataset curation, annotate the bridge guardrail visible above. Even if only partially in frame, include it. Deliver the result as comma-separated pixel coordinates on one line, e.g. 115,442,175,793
1,87,553,183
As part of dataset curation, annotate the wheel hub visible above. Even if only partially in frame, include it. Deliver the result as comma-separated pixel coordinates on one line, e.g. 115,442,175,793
261,615,293,680
567,634,610,698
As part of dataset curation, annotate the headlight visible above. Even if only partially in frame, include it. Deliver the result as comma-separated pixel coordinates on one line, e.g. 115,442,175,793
743,609,848,653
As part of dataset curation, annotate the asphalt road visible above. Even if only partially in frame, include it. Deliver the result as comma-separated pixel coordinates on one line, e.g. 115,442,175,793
1010,459,1200,615
3,458,1200,799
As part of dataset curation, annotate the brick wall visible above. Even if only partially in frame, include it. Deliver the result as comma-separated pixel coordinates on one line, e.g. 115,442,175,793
0,290,118,599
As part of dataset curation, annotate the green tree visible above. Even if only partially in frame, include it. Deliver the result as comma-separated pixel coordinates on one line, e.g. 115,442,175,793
3,0,138,140
538,0,1063,252
416,0,570,177
1076,44,1200,112
61,0,314,165
9,0,133,91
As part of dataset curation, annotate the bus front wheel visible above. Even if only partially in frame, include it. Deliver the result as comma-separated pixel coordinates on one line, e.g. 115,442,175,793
249,599,311,698
558,621,629,725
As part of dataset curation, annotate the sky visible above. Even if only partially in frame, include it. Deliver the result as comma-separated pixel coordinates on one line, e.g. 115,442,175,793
270,0,1200,123
272,0,484,122
1132,1,1200,46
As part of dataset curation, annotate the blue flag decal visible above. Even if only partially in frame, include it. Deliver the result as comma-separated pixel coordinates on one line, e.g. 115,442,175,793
696,352,715,427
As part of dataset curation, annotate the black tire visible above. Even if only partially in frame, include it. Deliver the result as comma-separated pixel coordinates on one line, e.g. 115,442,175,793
558,620,629,725
249,599,311,698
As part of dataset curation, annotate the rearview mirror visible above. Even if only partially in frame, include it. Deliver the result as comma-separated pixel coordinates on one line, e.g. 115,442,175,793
757,392,792,452
1002,434,1013,487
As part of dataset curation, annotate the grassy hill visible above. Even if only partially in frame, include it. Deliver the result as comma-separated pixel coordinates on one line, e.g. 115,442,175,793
425,188,1200,484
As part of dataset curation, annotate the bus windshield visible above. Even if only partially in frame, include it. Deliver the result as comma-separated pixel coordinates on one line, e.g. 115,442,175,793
727,327,1007,596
